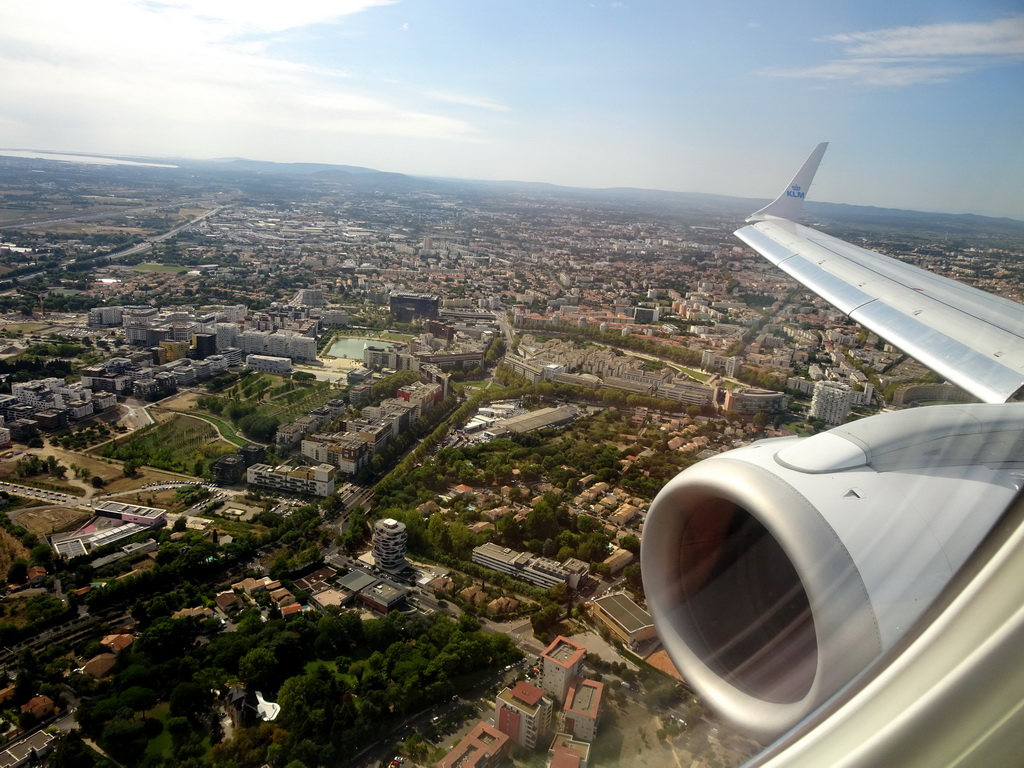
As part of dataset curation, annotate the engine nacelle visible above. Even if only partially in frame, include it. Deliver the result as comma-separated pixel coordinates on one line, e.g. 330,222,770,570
641,404,1024,739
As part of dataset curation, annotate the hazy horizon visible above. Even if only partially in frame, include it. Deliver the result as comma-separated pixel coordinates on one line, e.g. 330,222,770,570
1,0,1022,221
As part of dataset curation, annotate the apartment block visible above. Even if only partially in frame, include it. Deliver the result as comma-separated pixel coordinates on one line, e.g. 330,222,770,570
246,463,336,497
495,682,553,749
562,679,604,743
245,354,293,375
540,636,587,705
810,379,854,426
436,721,509,768
372,518,408,571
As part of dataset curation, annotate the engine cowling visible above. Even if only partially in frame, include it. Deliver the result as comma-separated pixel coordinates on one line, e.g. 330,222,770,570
641,404,1024,739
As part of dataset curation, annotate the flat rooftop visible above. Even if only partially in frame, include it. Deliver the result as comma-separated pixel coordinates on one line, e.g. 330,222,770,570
593,592,653,634
543,636,586,668
337,570,377,593
493,405,577,434
497,685,544,716
565,679,603,718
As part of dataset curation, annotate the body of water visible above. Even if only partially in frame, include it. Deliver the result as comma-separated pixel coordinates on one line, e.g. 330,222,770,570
0,149,177,168
326,337,396,360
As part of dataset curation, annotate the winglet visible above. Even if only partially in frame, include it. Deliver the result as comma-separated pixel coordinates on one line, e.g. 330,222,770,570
747,142,828,222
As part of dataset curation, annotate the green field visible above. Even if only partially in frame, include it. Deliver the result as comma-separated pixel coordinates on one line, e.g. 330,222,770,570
97,413,235,473
227,374,335,422
0,322,52,333
168,411,249,446
262,384,335,422
187,374,338,444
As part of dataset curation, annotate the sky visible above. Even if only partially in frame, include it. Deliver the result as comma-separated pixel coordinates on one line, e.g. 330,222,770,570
1,1,1023,218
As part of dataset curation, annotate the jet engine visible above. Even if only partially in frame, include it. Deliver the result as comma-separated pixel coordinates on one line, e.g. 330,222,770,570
641,403,1024,740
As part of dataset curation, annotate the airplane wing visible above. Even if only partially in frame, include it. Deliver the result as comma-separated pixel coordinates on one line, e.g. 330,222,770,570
734,142,1024,404
642,145,1024,764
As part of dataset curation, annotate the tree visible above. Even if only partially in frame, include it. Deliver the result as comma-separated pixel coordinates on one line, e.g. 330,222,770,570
530,603,560,635
238,413,279,442
239,646,278,691
170,681,210,721
122,459,139,477
90,475,105,488
6,559,27,585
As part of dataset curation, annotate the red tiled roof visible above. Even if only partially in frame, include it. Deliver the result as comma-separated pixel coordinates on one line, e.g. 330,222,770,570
511,681,544,706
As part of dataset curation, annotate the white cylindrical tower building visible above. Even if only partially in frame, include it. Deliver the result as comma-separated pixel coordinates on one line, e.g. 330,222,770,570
373,518,408,571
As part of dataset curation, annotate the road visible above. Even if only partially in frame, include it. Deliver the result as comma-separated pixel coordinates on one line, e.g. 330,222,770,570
0,203,231,288
122,398,155,429
0,479,80,507
102,204,230,263
494,310,515,347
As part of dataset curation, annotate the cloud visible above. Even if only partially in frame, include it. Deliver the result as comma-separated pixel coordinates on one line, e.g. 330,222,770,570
826,17,1024,58
427,92,512,112
0,0,488,159
764,16,1024,86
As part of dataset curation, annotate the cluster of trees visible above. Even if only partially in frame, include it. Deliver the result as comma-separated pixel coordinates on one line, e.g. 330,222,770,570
0,502,72,643
53,421,119,450
13,452,67,479
100,418,234,475
71,598,520,767
0,350,74,382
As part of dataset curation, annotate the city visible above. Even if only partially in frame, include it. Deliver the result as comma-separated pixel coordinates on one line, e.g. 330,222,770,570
0,149,1019,768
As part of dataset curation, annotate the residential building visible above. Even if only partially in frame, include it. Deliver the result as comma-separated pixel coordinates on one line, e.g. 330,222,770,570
810,380,855,425
301,433,371,475
495,682,553,749
437,721,510,768
547,733,591,768
372,517,408,571
562,679,604,742
20,695,55,721
246,463,336,497
540,636,587,705
292,288,324,307
87,306,125,327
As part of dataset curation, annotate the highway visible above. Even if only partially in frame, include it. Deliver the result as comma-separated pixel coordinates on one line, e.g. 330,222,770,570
0,203,230,288
102,204,230,263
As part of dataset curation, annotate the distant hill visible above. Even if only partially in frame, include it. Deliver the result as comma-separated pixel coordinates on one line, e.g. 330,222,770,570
6,149,1022,239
